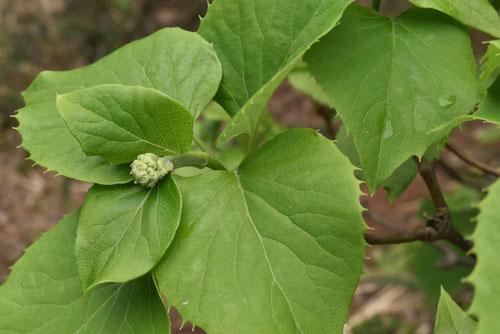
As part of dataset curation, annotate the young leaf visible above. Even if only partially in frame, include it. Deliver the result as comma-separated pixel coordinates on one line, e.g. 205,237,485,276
75,176,181,295
480,40,500,86
409,0,500,38
434,287,477,334
15,28,221,184
154,128,367,333
197,0,354,149
0,210,170,333
306,5,483,191
57,84,193,164
467,179,500,333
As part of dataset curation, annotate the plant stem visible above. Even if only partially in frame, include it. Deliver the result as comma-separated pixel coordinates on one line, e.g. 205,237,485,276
446,142,500,178
415,157,473,254
193,134,214,155
363,211,475,267
372,0,381,12
364,227,439,245
183,151,227,171
192,135,227,171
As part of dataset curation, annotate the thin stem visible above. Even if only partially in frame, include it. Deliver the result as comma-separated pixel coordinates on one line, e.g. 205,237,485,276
363,212,475,268
446,142,500,177
372,0,381,12
415,157,473,254
192,135,227,171
437,158,487,190
364,227,438,245
184,151,227,171
193,134,214,155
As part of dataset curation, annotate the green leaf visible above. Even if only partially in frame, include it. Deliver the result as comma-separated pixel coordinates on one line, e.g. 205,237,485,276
57,84,193,165
335,124,417,201
434,287,477,334
154,128,367,333
288,64,331,106
480,40,500,86
16,28,221,184
467,178,500,333
429,75,500,133
409,0,500,38
474,76,500,125
0,210,170,333
198,0,354,149
382,158,418,202
306,5,483,191
75,176,181,294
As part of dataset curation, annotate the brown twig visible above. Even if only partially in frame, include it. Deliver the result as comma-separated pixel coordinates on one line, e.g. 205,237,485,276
446,142,500,178
364,227,439,245
363,211,475,268
437,158,487,190
414,157,473,254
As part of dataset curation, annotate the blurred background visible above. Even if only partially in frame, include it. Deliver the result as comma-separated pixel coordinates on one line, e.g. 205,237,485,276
1,0,499,333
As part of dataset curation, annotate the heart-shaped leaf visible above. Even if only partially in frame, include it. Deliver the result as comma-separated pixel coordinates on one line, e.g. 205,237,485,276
306,5,483,191
154,128,367,333
15,28,221,184
76,176,181,294
0,210,170,333
57,84,193,164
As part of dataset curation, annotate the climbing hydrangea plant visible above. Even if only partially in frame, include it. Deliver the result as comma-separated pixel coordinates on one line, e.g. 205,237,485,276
1,0,500,333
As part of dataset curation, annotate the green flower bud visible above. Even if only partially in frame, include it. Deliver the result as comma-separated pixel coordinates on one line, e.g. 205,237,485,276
130,153,173,188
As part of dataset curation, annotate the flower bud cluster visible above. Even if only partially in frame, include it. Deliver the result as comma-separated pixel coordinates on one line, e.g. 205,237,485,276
130,153,173,188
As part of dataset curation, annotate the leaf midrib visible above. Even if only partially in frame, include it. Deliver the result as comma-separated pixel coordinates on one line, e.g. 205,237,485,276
233,171,304,334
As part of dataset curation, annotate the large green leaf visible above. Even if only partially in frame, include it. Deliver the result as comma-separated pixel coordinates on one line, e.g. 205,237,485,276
434,288,477,334
154,128,367,333
306,5,482,191
197,0,354,149
409,0,500,38
480,40,500,86
76,176,181,294
467,179,500,333
16,28,221,184
57,84,193,164
0,210,170,333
